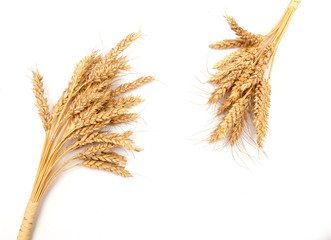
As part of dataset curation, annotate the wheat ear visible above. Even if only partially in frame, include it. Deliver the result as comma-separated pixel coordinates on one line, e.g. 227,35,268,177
32,70,50,131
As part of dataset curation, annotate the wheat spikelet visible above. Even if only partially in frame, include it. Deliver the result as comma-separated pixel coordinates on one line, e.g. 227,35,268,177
18,32,153,240
207,0,300,151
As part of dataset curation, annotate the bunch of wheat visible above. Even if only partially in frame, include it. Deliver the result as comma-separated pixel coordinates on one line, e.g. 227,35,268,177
207,0,301,149
17,32,154,240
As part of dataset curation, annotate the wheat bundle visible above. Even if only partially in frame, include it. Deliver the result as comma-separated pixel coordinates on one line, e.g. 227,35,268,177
17,32,154,240
207,0,301,149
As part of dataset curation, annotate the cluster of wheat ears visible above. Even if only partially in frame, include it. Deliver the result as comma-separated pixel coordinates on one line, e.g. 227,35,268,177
208,0,300,149
18,32,154,240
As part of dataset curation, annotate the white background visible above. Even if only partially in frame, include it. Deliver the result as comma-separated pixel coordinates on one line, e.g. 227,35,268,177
1,0,331,239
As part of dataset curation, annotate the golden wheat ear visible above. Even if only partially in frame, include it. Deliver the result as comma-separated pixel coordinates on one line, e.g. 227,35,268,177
17,32,154,240
207,0,301,151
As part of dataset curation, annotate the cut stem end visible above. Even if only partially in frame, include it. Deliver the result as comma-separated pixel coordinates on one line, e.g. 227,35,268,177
17,201,39,240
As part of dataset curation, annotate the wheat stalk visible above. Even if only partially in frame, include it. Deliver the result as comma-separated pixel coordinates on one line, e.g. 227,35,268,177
17,32,154,240
207,0,301,150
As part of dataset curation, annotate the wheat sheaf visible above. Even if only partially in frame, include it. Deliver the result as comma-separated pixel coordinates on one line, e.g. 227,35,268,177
17,32,154,240
207,0,301,149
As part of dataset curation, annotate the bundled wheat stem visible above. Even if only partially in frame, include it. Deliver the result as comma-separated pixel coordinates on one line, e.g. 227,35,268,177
207,0,301,149
18,32,154,240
